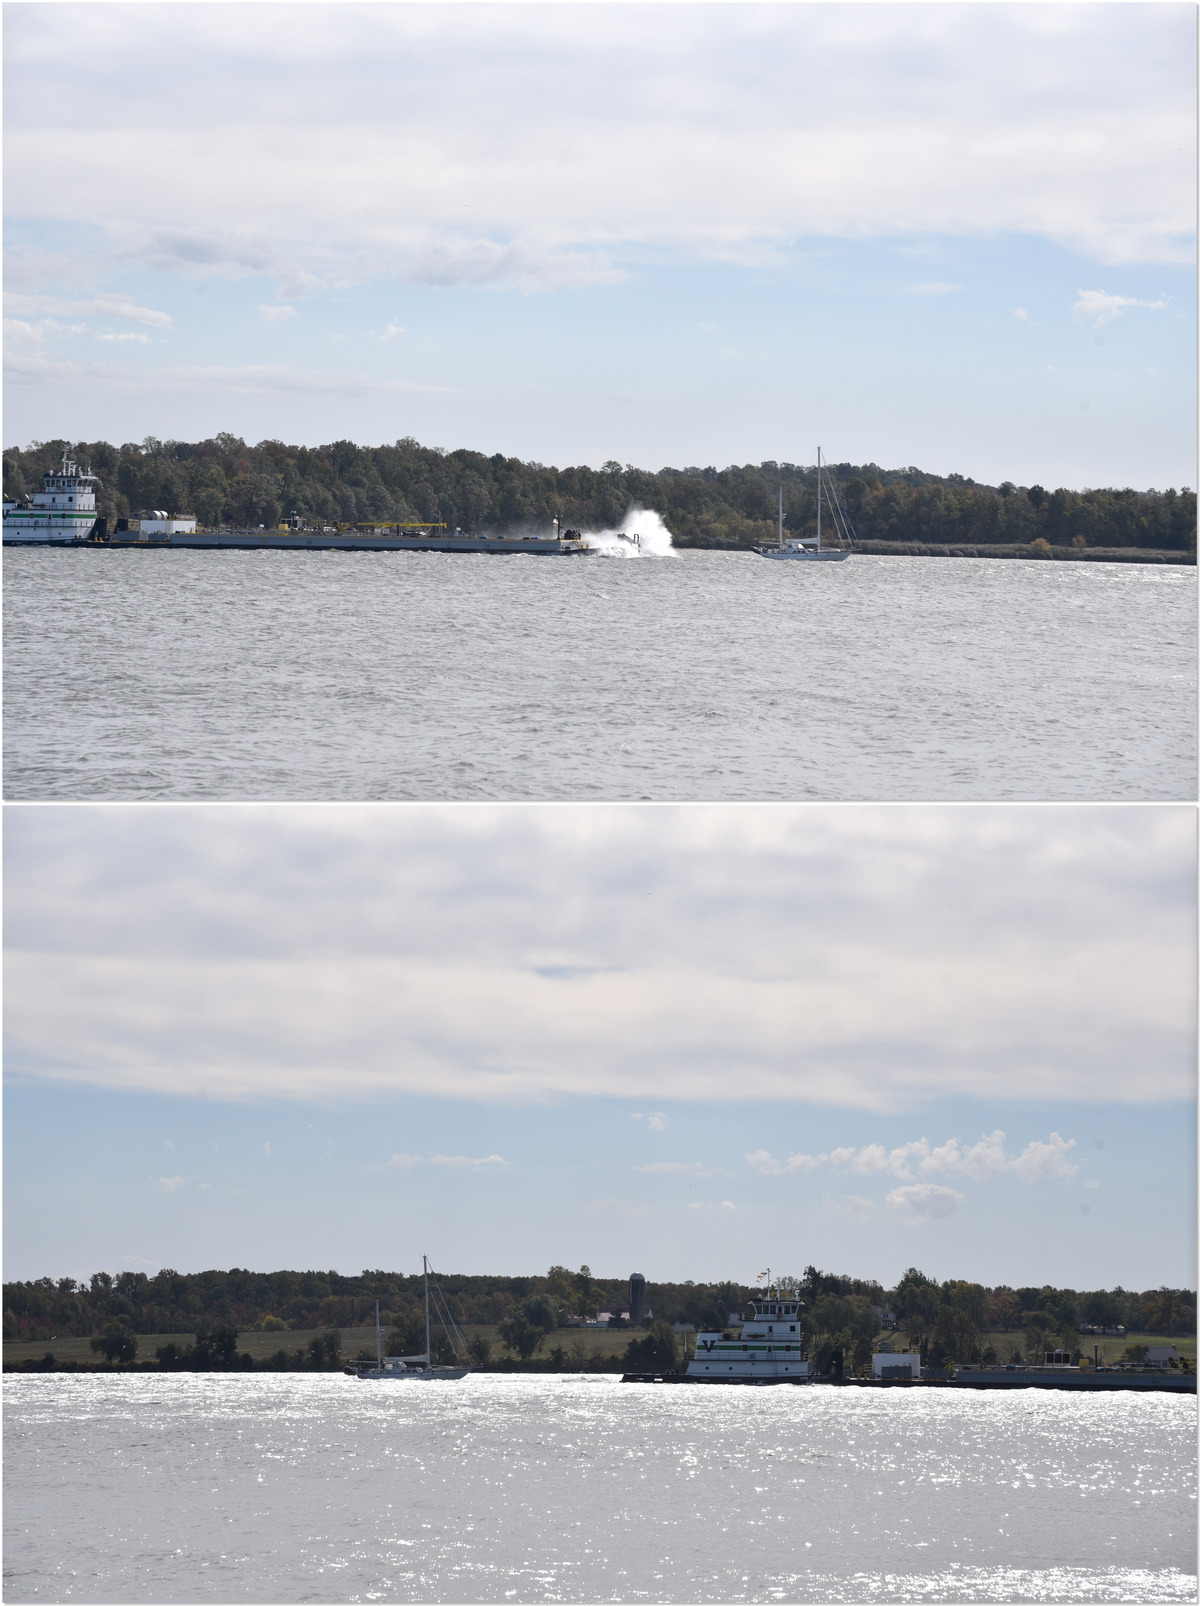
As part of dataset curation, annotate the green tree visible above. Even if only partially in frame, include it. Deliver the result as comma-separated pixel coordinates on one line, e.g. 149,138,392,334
943,1280,988,1327
90,1321,138,1365
987,1289,1021,1331
1080,1290,1120,1329
930,1300,980,1365
307,1329,342,1370
623,1323,679,1372
573,1265,599,1319
890,1268,939,1323
498,1312,546,1361
191,1327,240,1368
521,1295,558,1334
544,1266,577,1307
385,1315,426,1357
467,1335,492,1367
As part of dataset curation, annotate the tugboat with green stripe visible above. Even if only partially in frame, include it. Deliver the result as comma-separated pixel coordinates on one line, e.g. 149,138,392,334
686,1276,811,1384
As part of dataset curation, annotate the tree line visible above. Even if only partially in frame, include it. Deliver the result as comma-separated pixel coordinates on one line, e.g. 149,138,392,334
5,1263,1193,1362
3,435,1194,552
3,1263,743,1344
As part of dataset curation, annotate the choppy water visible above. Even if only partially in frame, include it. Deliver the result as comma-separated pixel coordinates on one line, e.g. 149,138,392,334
3,550,1194,800
3,1375,1195,1603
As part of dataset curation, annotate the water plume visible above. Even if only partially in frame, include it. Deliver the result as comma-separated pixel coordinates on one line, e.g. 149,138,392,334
581,506,675,557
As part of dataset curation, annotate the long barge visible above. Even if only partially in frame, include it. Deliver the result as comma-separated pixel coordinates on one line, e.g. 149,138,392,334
2,458,593,553
97,529,592,554
624,1368,1195,1393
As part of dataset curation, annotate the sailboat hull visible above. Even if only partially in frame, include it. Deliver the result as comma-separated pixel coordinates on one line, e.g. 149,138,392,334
350,1367,468,1380
760,548,849,561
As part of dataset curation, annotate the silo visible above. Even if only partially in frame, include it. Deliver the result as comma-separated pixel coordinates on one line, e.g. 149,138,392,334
629,1273,647,1325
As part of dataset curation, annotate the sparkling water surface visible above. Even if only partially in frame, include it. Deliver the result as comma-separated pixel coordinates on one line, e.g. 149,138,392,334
4,550,1194,800
3,1375,1195,1603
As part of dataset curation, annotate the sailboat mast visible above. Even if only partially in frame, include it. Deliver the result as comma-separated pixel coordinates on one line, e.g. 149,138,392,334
778,485,783,550
375,1300,381,1368
816,448,822,551
424,1255,431,1367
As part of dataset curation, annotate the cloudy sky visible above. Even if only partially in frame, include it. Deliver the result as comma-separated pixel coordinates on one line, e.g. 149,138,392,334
5,804,1195,1289
4,3,1195,489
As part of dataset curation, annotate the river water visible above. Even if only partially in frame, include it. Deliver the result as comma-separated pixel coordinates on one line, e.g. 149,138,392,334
3,550,1194,800
3,1375,1194,1603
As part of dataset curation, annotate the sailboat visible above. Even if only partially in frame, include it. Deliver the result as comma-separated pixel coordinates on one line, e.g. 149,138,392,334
760,448,852,561
346,1256,469,1380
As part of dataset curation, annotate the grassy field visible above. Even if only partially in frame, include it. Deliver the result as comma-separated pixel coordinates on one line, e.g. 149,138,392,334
7,1324,1193,1370
978,1329,1195,1364
3,1322,636,1369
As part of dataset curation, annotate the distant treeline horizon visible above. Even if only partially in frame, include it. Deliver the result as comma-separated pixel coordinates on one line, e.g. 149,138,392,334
5,1263,1195,1345
3,435,1195,552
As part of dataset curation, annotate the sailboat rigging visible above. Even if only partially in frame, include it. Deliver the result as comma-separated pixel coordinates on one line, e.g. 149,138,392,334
346,1256,469,1380
760,447,853,561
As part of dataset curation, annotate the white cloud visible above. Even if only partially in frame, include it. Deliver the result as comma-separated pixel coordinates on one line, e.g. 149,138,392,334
387,1152,422,1169
634,1161,715,1177
1013,308,1029,321
5,292,172,327
886,1183,964,1223
849,1143,890,1175
3,317,88,347
746,1149,785,1175
97,331,150,343
1072,289,1167,328
1083,1179,1100,1191
259,304,297,325
748,1130,1078,1184
633,1112,668,1132
155,1176,187,1193
1010,1132,1078,1182
721,1201,736,1211
4,806,1193,1110
429,1153,507,1170
382,319,406,338
263,1141,270,1156
3,353,436,400
3,5,1194,290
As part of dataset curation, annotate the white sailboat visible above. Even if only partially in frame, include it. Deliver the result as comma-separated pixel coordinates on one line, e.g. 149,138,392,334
347,1256,468,1380
760,448,852,561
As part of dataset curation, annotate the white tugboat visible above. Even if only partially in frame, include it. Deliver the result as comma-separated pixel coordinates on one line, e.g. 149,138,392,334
760,448,852,561
685,1277,811,1384
3,450,105,544
346,1257,469,1381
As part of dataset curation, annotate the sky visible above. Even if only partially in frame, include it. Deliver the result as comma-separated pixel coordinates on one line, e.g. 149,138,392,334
4,803,1195,1291
4,2,1196,491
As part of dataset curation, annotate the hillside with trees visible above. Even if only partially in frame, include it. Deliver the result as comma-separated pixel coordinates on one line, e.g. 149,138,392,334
3,435,1194,556
4,1263,1193,1375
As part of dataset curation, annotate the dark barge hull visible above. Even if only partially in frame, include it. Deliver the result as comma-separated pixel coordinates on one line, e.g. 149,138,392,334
622,1371,1195,1393
18,532,592,555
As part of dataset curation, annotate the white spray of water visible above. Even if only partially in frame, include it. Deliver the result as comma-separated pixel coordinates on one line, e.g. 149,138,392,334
580,506,675,558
